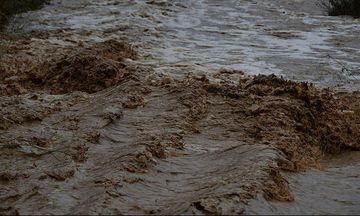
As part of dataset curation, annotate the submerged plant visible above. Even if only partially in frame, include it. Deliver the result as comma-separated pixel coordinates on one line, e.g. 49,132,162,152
318,0,360,18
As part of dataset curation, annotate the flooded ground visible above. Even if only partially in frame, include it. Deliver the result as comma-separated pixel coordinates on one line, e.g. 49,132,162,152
6,0,360,88
1,0,360,215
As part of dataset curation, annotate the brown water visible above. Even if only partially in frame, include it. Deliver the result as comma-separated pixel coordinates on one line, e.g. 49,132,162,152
7,0,360,88
246,151,360,215
1,0,360,215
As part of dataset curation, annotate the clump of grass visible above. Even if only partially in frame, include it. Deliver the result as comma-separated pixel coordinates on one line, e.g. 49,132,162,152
318,0,360,18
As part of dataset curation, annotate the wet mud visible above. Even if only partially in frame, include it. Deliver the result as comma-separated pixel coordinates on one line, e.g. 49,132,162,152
1,0,360,215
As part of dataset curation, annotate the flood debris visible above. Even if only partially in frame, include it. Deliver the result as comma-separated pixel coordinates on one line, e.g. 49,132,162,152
103,111,123,124
45,169,75,181
263,170,294,202
85,131,101,144
268,31,300,39
72,144,88,163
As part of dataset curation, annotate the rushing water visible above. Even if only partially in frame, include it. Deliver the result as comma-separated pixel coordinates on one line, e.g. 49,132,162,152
246,151,360,215
7,0,360,89
3,0,360,214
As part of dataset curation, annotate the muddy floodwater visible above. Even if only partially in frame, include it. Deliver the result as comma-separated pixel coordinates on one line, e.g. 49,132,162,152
1,0,360,215
7,0,360,88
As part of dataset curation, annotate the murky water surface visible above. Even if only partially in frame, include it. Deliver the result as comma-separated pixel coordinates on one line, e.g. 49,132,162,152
246,151,360,215
7,0,360,88
3,0,360,214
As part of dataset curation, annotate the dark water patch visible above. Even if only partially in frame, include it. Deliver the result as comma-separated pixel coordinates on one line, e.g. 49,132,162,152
0,0,49,29
318,0,360,18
